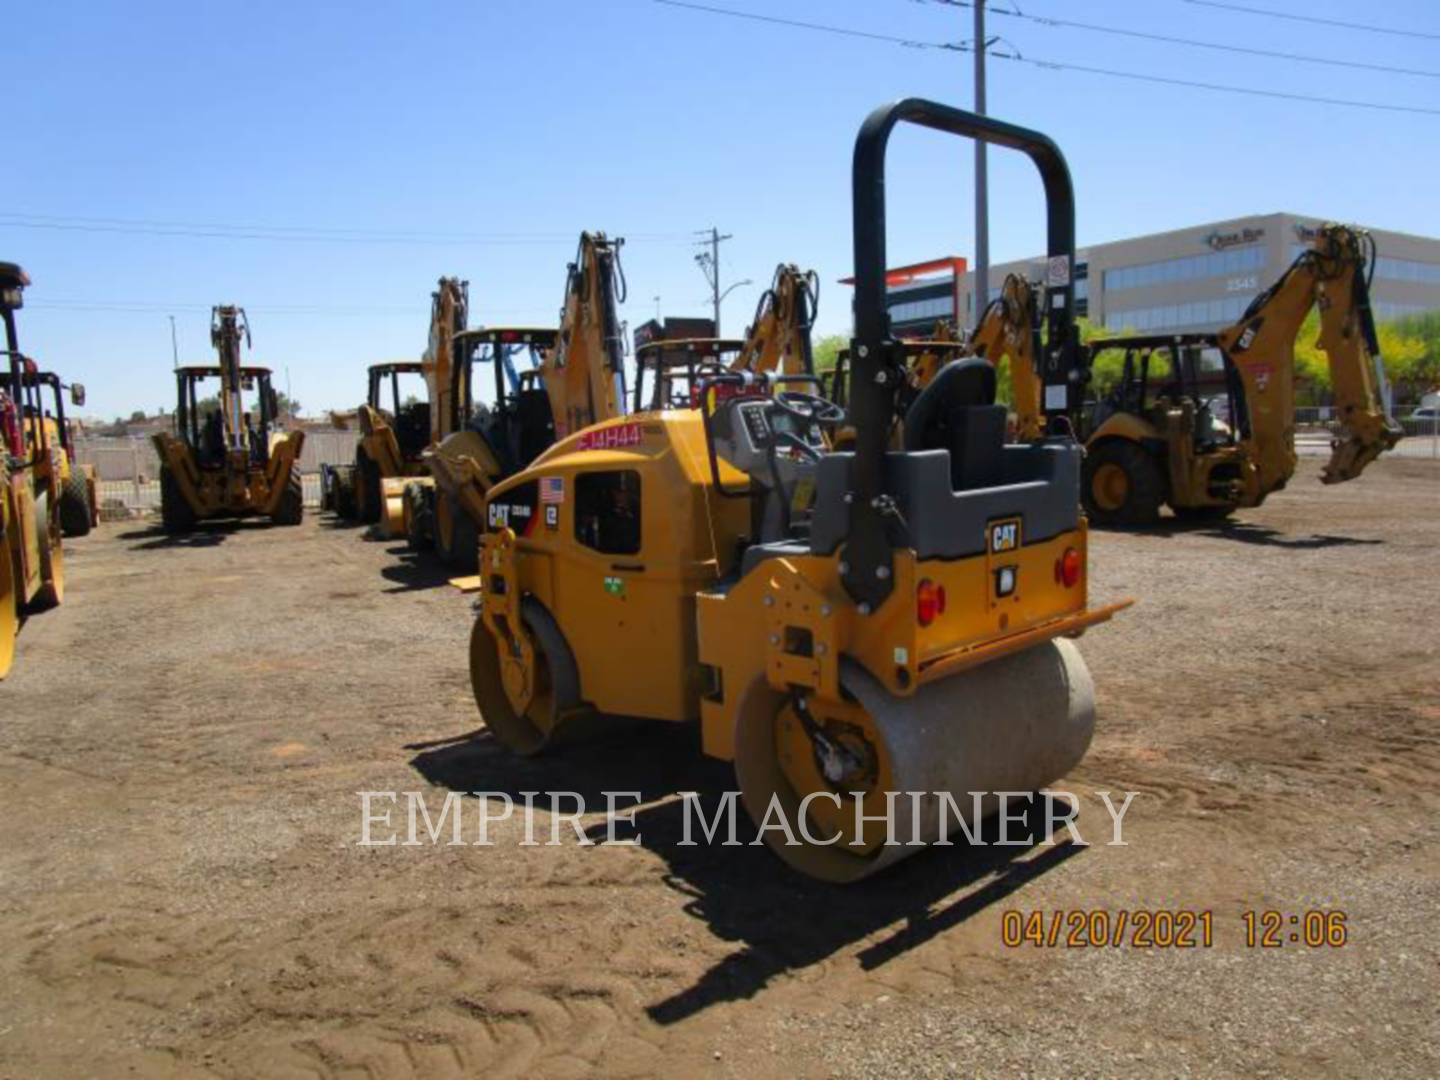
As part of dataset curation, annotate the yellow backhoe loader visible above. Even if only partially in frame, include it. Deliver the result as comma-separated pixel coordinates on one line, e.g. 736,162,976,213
151,307,305,531
1,262,65,679
405,233,629,570
731,264,820,376
996,226,1402,526
1081,225,1401,525
469,100,1127,882
969,275,1045,441
320,360,430,523
23,369,96,536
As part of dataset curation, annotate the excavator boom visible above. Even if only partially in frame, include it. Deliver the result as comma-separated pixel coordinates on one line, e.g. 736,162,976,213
732,264,819,376
542,232,627,438
1218,223,1402,489
970,274,1043,439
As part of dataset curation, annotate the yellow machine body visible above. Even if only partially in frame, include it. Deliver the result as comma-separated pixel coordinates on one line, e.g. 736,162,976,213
154,307,304,531
1,262,66,679
470,99,1127,881
407,233,628,569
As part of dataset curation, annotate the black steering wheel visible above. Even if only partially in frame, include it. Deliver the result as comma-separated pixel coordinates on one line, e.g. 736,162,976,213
774,390,845,427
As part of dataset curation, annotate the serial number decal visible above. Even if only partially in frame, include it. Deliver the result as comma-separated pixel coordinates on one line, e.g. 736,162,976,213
576,422,643,451
1001,909,1214,949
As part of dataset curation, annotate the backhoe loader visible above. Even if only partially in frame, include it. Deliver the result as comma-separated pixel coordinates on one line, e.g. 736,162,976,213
1072,224,1402,525
405,233,629,569
731,264,820,376
151,307,305,531
321,361,429,522
1,262,65,680
23,369,96,536
469,99,1127,882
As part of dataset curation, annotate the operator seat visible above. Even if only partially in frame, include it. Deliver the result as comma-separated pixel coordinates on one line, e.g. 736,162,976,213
902,358,1006,491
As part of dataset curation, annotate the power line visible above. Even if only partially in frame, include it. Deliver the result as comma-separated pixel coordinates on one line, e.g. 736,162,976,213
1182,0,1440,42
651,0,1440,116
26,300,558,316
913,0,1440,79
651,0,969,50
0,213,697,246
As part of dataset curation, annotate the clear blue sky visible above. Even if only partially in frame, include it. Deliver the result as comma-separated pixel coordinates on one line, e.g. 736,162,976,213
7,0,1438,419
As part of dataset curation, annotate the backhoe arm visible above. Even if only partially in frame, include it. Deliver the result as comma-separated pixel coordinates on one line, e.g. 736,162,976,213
732,264,819,375
542,232,628,438
209,306,250,453
424,277,468,444
969,274,1043,439
1217,224,1400,492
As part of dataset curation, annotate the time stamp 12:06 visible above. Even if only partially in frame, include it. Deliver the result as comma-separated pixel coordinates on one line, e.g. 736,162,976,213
1001,909,1349,949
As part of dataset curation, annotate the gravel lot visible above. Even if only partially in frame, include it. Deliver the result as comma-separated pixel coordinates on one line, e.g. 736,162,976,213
2,457,1437,1078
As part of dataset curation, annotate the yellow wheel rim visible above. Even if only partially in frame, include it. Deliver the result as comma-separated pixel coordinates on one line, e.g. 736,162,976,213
1092,462,1129,512
0,534,17,679
774,697,892,854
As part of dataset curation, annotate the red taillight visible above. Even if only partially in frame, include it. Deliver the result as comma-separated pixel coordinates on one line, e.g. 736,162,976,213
499,330,521,343
1056,547,1081,588
917,578,947,626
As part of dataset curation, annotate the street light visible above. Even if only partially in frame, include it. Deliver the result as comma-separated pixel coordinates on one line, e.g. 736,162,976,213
715,279,752,336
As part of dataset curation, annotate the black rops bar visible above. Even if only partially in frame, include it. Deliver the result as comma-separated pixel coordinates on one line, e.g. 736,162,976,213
843,98,1080,610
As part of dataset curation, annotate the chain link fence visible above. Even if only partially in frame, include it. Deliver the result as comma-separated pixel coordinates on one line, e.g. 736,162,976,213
78,429,359,517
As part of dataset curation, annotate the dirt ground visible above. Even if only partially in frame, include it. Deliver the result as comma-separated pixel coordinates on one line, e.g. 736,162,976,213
2,457,1437,1078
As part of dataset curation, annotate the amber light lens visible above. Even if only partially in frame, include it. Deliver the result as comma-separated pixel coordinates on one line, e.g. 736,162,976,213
917,578,947,626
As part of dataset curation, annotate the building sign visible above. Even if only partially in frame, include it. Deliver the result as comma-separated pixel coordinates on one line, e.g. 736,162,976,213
1204,227,1265,251
1293,223,1321,243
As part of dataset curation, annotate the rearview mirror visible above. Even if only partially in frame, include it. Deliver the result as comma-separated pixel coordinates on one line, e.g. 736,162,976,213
69,382,86,408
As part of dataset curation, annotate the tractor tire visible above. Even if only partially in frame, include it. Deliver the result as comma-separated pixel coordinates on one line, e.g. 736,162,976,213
1082,440,1164,528
435,494,478,572
404,482,433,552
271,472,304,526
355,451,381,525
335,470,357,519
59,473,93,538
160,467,196,534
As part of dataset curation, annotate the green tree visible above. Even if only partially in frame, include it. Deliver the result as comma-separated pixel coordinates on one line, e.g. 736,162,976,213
812,334,847,375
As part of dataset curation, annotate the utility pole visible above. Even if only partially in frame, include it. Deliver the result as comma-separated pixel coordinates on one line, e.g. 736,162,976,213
694,226,734,333
973,0,989,323
169,314,179,369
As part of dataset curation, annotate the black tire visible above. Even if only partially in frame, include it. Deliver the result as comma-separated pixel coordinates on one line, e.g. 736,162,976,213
332,468,357,520
1082,440,1164,528
435,494,478,572
355,451,381,525
271,471,304,526
404,483,432,552
159,467,196,534
59,473,93,537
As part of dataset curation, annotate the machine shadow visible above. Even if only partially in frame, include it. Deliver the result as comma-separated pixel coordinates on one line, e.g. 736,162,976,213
410,723,1084,1025
1140,519,1385,549
317,514,365,532
378,546,458,592
117,521,244,549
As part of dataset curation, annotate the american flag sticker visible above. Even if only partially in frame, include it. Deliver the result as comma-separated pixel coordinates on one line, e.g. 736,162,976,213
540,476,565,504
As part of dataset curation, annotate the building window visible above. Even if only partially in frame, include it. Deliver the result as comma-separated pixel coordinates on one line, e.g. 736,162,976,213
1375,301,1440,320
1374,256,1440,284
1106,294,1254,332
575,470,641,555
1103,246,1265,292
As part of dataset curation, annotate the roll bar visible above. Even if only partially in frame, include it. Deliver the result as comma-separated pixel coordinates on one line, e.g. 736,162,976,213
844,98,1080,608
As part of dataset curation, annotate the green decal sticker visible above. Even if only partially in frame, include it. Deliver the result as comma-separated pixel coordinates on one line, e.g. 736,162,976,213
603,576,625,597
